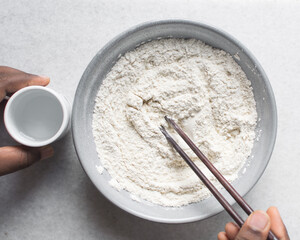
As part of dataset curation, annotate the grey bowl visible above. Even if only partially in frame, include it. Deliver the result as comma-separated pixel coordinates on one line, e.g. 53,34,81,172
72,20,277,223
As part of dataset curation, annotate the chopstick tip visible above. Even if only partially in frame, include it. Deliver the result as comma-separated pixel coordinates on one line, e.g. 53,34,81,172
164,116,171,123
159,125,169,137
159,125,166,132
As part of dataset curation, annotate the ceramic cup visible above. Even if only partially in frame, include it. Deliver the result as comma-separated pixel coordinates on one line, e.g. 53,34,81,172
4,86,71,147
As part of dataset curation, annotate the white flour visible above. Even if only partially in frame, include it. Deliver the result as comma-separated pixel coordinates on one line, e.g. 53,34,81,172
92,39,257,207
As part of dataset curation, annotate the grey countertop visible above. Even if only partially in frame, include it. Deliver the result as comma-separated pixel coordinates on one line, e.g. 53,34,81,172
0,1,299,239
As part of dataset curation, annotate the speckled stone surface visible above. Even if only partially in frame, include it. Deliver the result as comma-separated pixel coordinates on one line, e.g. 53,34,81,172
0,1,299,239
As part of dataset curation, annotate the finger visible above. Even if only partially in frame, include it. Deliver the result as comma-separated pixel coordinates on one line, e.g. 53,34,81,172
218,231,230,240
234,210,271,240
267,207,290,240
0,145,54,176
0,66,50,94
225,222,240,239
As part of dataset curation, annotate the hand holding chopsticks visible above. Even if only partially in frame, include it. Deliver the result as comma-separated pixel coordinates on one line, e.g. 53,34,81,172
160,116,278,240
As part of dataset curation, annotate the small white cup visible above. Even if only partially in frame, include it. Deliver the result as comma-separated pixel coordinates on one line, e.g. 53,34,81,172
4,86,71,147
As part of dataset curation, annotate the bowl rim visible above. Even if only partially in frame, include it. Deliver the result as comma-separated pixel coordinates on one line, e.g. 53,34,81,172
72,19,277,224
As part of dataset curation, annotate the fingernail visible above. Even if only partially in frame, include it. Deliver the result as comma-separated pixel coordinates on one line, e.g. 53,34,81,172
39,75,49,79
39,145,54,160
38,75,50,84
248,211,269,231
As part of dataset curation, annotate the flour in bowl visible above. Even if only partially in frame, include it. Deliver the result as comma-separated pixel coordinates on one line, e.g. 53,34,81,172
92,38,257,207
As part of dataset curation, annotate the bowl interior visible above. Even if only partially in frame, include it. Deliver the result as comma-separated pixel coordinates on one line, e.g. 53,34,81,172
72,20,277,223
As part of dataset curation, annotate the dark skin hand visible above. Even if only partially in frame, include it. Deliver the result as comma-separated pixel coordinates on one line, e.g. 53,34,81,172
0,66,54,176
218,207,290,240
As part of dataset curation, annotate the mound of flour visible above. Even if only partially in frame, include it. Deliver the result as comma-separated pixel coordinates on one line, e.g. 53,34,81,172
92,38,257,207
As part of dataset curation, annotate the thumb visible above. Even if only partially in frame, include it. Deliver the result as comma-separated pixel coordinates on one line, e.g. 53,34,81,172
0,145,54,176
235,210,271,240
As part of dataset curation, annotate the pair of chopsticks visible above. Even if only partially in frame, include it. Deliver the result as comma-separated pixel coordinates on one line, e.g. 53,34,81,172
160,116,277,240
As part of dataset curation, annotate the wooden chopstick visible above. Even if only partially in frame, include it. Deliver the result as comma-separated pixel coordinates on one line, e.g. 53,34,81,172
159,125,244,226
164,116,254,215
160,118,277,240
